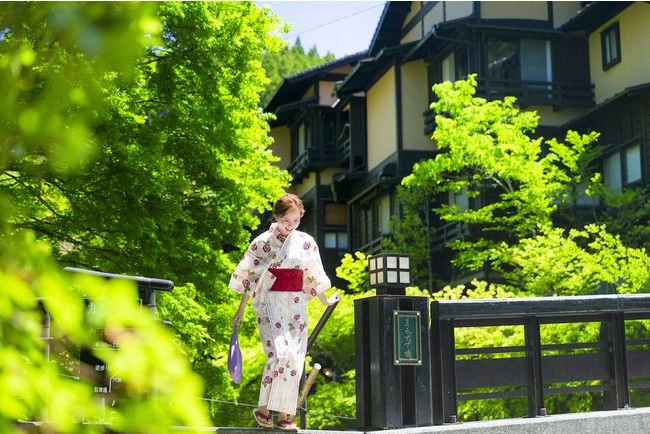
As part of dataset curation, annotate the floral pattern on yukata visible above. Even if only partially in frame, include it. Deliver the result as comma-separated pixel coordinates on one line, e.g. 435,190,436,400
228,223,331,414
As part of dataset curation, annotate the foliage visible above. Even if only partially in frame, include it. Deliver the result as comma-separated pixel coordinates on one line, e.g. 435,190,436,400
0,2,213,431
384,184,437,290
260,36,335,107
501,224,650,296
335,251,369,294
2,1,293,420
392,75,650,422
594,187,650,252
401,75,600,273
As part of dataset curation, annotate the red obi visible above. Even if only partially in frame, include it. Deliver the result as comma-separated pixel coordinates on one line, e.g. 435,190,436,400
268,268,303,292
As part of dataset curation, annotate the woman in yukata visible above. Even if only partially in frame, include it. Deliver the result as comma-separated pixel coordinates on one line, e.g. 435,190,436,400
230,193,340,430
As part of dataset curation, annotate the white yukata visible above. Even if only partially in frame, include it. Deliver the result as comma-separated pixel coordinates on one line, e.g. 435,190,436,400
229,223,331,415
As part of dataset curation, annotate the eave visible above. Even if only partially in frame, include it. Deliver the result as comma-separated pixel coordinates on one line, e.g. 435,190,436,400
264,51,367,114
561,1,633,33
337,42,417,95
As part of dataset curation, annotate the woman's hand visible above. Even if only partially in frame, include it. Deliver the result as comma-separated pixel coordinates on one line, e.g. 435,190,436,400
317,291,341,306
232,307,245,327
232,293,250,328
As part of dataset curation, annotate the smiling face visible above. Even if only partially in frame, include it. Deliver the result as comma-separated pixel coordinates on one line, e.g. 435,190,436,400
275,206,301,236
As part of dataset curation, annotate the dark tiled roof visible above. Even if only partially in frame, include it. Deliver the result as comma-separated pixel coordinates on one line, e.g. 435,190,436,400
265,51,367,114
367,2,412,56
337,42,417,95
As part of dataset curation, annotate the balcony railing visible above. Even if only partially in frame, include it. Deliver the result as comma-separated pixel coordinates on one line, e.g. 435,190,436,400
432,221,469,252
423,78,595,135
475,77,594,108
336,123,351,166
288,145,337,181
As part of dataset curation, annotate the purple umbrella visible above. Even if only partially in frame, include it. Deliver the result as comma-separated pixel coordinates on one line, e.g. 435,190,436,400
228,326,242,384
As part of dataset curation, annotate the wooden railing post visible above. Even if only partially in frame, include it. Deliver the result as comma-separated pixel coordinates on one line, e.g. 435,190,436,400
524,316,545,417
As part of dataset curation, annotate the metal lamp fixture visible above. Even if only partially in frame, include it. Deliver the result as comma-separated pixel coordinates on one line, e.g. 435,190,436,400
368,253,411,295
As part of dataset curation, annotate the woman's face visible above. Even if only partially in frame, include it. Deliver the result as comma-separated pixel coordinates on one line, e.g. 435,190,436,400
275,207,301,236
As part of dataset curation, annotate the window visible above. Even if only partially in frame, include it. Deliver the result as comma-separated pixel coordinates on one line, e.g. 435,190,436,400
486,37,551,82
356,198,388,247
487,37,519,80
448,187,469,211
442,47,470,82
602,141,642,190
324,203,347,226
297,122,310,154
601,22,621,70
324,231,348,250
378,195,392,235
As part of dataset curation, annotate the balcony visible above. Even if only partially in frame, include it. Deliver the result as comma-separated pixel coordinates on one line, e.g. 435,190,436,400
431,221,469,252
424,78,595,135
288,145,337,182
336,123,351,166
475,78,595,108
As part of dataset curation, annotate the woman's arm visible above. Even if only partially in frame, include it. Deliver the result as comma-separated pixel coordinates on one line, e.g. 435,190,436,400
232,293,251,327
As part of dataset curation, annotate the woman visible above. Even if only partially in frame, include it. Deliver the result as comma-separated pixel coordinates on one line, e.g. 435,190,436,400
230,193,339,430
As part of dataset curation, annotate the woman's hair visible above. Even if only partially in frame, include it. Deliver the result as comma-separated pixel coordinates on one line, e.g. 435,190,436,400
272,193,305,220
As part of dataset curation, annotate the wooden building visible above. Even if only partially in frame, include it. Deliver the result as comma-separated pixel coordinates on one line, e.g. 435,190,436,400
265,1,650,288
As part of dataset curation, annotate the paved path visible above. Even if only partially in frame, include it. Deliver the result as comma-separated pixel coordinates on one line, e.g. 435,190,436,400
171,406,650,433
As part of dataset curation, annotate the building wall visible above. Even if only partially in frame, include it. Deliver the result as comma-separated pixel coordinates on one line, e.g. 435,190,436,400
401,60,434,150
480,1,547,21
401,1,422,44
402,21,423,44
293,172,316,197
270,126,291,169
445,1,473,21
320,168,347,185
367,67,397,171
319,81,338,107
535,106,590,128
423,2,444,32
552,2,582,28
589,2,650,104
301,85,314,101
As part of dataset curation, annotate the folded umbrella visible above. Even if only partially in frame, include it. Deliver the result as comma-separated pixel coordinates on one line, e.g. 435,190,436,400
228,326,242,384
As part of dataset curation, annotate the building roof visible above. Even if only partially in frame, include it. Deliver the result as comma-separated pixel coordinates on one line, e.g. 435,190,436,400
264,51,368,115
337,42,417,95
367,2,413,56
403,16,474,62
561,1,633,33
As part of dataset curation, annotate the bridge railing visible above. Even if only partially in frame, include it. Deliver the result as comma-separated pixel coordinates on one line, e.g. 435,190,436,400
430,294,650,425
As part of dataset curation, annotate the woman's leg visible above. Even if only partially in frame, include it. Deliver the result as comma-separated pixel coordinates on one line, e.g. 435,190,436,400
267,292,308,416
254,301,277,416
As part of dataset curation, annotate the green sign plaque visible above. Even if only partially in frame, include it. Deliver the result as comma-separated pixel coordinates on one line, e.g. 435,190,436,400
393,310,422,366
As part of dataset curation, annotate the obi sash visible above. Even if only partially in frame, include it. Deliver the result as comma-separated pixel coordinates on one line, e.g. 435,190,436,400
268,268,303,292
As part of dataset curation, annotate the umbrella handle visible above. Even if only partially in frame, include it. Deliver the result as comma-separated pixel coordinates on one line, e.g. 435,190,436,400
295,363,321,411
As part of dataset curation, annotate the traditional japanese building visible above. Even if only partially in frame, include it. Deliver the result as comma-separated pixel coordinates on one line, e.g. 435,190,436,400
265,1,650,288
265,53,366,287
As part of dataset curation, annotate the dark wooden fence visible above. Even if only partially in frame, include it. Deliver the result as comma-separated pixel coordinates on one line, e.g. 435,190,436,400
430,294,650,425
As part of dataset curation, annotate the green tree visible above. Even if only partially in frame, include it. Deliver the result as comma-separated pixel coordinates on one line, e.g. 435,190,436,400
260,36,335,107
399,75,615,284
335,251,368,294
384,184,437,290
393,74,650,420
0,2,211,431
1,1,292,426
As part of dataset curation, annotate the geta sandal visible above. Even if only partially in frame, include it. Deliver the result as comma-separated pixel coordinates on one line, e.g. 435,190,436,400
253,409,273,428
277,419,298,431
